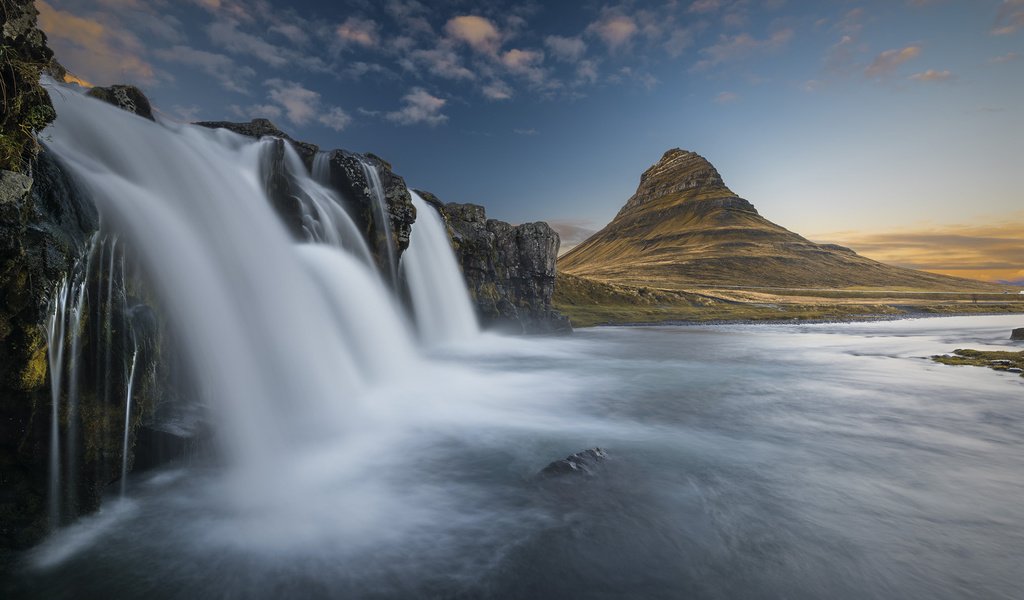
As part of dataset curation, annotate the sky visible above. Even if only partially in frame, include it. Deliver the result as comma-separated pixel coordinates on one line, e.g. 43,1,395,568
36,0,1024,282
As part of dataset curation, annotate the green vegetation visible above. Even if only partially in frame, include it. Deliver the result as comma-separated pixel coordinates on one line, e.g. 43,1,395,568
554,272,1024,328
1,0,59,172
932,349,1024,378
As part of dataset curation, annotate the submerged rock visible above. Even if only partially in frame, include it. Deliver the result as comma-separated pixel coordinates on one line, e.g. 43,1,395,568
1011,328,1024,341
416,191,571,334
539,448,608,477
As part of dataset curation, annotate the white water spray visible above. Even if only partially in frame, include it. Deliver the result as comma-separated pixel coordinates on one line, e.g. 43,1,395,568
42,82,414,482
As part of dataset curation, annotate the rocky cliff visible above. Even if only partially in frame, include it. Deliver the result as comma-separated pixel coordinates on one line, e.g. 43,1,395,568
560,148,1003,291
417,191,571,334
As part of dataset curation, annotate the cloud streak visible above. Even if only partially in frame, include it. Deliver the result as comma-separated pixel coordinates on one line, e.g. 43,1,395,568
865,46,921,78
820,221,1024,281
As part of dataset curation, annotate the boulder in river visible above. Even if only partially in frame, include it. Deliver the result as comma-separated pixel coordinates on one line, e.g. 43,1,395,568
539,448,608,477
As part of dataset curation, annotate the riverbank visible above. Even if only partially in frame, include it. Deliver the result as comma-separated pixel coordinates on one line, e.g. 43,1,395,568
553,273,1024,327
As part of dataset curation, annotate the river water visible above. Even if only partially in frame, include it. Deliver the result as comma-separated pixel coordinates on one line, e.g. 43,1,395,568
8,315,1024,599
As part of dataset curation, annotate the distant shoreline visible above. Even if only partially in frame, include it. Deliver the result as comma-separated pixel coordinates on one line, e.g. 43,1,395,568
579,311,1024,329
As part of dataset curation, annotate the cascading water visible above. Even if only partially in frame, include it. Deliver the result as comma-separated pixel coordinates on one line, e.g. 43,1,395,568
279,146,374,266
45,278,69,530
401,191,479,344
28,81,570,594
41,81,418,491
311,151,331,183
360,160,399,287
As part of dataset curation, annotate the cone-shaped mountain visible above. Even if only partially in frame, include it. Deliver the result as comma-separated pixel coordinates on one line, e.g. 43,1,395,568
560,149,997,291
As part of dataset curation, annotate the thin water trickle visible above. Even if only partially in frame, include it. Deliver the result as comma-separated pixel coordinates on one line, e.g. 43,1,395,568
45,278,69,530
121,335,138,498
360,160,399,287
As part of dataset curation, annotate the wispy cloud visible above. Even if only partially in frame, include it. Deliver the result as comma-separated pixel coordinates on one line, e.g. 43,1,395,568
587,13,638,51
992,0,1024,35
549,219,598,255
386,88,448,126
910,69,954,82
445,15,501,55
336,16,380,49
261,79,351,131
36,0,157,85
864,46,921,78
692,29,794,71
819,221,1024,282
714,91,739,103
545,35,587,62
155,45,254,93
990,51,1020,63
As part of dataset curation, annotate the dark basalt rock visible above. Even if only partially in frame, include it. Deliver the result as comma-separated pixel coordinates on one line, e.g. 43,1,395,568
416,191,571,334
1,0,58,172
86,85,154,121
319,149,415,271
539,448,608,477
194,118,319,168
1012,328,1024,341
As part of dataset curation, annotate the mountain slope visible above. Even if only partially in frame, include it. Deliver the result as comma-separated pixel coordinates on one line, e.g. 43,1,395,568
560,149,1000,291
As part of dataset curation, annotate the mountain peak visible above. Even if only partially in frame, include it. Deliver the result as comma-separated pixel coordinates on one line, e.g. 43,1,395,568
620,148,734,214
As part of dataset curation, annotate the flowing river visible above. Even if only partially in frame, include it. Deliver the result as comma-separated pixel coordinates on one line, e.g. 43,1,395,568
9,315,1024,599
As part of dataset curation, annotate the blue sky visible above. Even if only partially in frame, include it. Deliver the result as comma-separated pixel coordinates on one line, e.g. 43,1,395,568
37,0,1024,280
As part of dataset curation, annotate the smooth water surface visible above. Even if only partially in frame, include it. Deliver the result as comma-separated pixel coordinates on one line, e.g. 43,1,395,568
8,315,1024,599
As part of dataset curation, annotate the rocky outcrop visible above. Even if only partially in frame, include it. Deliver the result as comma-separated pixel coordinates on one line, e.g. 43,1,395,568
417,191,571,334
539,448,608,477
195,118,319,167
86,85,154,121
619,148,746,215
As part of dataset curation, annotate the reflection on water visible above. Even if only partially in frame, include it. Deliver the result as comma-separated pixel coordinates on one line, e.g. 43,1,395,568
8,315,1024,599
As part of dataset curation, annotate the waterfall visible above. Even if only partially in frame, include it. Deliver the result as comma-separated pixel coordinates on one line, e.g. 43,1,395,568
360,160,399,287
402,191,479,344
311,151,331,183
281,147,374,266
120,334,138,498
45,278,69,530
42,82,415,479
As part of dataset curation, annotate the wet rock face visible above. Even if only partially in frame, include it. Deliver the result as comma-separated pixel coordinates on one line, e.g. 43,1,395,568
86,85,154,121
319,149,415,270
539,448,608,477
618,148,756,217
0,154,97,549
418,191,571,334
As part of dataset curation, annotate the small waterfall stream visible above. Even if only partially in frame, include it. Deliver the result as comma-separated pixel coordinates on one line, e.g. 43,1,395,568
45,278,69,530
402,191,479,344
360,160,399,287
